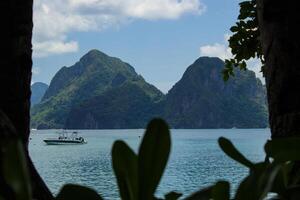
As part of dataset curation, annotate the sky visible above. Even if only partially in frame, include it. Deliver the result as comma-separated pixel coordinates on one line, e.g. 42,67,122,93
32,0,263,93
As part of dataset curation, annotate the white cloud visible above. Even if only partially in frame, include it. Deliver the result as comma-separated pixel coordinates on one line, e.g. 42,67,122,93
199,34,232,60
125,0,204,19
247,59,264,82
33,40,79,58
33,0,205,57
200,43,232,60
199,34,264,82
67,0,204,20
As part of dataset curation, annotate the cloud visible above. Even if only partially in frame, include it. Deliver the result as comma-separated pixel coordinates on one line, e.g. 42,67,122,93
247,59,264,82
199,35,232,60
67,0,204,20
199,34,264,82
200,43,232,60
125,0,204,19
33,40,79,58
33,0,205,57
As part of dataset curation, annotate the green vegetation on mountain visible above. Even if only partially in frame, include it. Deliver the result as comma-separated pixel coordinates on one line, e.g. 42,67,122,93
65,82,164,129
30,82,48,106
31,50,267,129
164,57,268,128
31,49,164,129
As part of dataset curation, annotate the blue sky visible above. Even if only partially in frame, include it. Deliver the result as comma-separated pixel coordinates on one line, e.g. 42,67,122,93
32,0,261,93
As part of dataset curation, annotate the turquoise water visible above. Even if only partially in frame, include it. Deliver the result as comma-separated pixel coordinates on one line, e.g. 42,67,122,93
29,129,270,199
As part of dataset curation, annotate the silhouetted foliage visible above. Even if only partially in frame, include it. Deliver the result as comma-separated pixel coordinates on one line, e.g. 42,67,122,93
1,0,300,199
2,119,300,200
223,0,264,81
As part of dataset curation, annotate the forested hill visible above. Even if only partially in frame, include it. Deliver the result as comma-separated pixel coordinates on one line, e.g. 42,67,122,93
31,82,48,106
31,49,164,129
164,57,268,128
31,50,268,129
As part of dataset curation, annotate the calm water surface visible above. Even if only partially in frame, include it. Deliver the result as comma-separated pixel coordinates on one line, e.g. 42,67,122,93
29,129,270,199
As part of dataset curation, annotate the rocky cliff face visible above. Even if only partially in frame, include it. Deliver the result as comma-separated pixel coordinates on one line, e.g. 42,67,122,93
31,49,164,129
31,51,268,129
164,57,268,128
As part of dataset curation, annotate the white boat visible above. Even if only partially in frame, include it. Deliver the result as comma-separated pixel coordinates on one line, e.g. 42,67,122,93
43,130,87,145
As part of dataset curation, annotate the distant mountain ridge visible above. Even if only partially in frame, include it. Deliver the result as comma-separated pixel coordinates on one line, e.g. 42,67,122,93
31,82,48,106
31,50,268,129
164,57,268,128
31,50,164,129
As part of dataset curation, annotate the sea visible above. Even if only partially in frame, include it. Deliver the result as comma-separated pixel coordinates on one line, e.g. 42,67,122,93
29,129,270,199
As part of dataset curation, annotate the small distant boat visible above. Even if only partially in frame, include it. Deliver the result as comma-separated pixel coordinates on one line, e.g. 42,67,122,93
43,130,87,145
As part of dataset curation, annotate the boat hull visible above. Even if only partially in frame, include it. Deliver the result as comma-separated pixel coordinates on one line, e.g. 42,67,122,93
43,139,86,145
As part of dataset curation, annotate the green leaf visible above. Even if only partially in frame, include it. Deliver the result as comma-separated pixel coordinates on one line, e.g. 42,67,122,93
290,164,300,185
184,186,213,200
218,137,254,168
257,165,281,200
164,191,182,200
112,140,138,200
56,184,103,200
265,138,300,162
239,61,247,70
282,162,294,185
223,60,235,81
212,181,230,200
270,162,293,194
235,165,270,200
285,185,300,200
224,0,262,79
222,70,230,81
235,175,255,200
235,163,280,200
138,118,171,200
230,26,239,32
270,168,287,195
1,139,32,200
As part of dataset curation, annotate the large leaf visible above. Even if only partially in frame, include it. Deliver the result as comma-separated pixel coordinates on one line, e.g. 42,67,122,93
235,163,280,200
290,164,300,185
112,140,138,200
256,165,281,200
265,138,300,162
270,162,293,194
138,118,171,200
56,184,103,200
184,186,213,200
235,175,255,200
285,185,300,200
212,181,230,200
1,140,32,200
218,137,254,168
164,191,182,200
